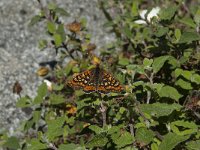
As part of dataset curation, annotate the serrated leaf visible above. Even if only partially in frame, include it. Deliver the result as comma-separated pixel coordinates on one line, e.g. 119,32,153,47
27,138,47,150
38,39,47,49
118,58,130,66
186,140,200,150
135,128,155,145
52,83,64,91
86,133,108,148
179,17,196,28
114,131,134,148
3,136,20,149
159,6,177,20
46,116,65,141
175,29,181,41
143,58,153,68
158,133,190,150
55,7,69,16
47,21,56,34
89,125,104,134
140,103,182,117
122,26,132,39
174,68,193,80
157,85,182,101
32,110,41,123
171,120,198,136
194,9,200,25
49,94,65,105
175,79,193,90
48,3,56,10
33,83,47,104
155,27,169,37
53,33,62,47
192,74,200,84
178,32,200,43
29,15,41,26
152,56,170,73
59,144,84,150
16,96,32,108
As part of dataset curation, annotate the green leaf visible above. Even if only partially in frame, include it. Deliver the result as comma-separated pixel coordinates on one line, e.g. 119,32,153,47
29,15,41,26
158,133,190,150
52,83,64,91
46,116,66,141
47,21,56,34
48,3,56,10
27,138,47,150
53,33,62,47
135,128,155,145
118,58,130,66
38,39,47,49
33,83,47,104
16,96,32,108
155,27,169,37
57,24,66,43
171,120,198,136
131,1,139,16
152,56,170,73
3,136,20,149
194,9,200,25
59,144,84,150
49,94,65,105
140,103,182,117
114,131,134,148
174,29,181,41
86,133,108,148
89,125,104,134
157,85,182,101
122,26,132,39
178,32,200,43
143,58,153,68
179,17,196,28
192,74,200,84
175,79,193,90
32,110,41,123
186,140,200,150
174,68,193,80
159,6,177,20
55,7,69,16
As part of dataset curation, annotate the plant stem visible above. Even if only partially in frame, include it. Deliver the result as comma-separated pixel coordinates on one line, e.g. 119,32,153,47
100,100,107,127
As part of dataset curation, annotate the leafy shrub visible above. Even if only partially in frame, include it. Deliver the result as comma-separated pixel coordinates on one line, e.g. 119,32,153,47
1,0,200,150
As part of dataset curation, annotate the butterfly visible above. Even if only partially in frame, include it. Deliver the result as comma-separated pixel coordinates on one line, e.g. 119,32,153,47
68,65,123,94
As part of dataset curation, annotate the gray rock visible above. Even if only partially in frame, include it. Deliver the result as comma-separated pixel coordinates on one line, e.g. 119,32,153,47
0,0,115,136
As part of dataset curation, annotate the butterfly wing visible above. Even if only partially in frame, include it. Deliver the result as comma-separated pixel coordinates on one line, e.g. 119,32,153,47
97,70,123,94
68,68,96,93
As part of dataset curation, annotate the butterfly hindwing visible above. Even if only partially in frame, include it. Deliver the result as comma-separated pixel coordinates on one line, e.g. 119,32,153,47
97,70,123,93
68,69,95,90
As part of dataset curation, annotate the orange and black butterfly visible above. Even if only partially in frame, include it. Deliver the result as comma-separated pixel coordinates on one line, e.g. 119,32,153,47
68,64,123,94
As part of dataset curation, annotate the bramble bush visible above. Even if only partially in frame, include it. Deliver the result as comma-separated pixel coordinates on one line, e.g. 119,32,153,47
1,0,200,150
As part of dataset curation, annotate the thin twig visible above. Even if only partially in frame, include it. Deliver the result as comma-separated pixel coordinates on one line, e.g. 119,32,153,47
100,100,107,127
99,93,107,127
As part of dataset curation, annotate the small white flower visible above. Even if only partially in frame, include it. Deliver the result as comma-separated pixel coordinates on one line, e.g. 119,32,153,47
44,79,52,91
135,7,160,24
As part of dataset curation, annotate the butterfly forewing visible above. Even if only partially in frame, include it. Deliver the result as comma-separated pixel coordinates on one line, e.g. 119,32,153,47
68,68,97,93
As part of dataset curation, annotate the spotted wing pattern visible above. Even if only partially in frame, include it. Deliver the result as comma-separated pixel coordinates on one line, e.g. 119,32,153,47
68,65,123,94
68,68,96,93
97,70,123,94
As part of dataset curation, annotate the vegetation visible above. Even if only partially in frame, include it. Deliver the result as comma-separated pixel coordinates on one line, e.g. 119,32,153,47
1,0,200,149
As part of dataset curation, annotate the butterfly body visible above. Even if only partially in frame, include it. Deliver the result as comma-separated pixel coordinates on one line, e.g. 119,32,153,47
68,65,123,94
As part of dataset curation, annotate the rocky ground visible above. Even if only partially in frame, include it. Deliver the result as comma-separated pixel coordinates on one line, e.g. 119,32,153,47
0,0,114,135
